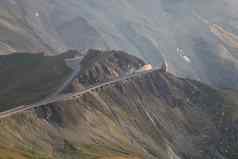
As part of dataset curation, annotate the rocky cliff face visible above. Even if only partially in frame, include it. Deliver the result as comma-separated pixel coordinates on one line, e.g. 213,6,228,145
78,49,145,86
0,50,237,159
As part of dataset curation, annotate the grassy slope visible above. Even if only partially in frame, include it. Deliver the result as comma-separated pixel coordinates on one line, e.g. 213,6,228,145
0,146,52,159
0,50,237,159
0,53,72,111
219,89,238,159
222,89,238,121
0,70,237,159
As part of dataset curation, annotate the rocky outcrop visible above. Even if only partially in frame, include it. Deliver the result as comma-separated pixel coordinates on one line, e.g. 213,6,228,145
78,49,145,85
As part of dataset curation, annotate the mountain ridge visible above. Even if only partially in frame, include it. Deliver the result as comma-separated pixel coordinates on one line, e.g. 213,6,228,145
0,50,237,159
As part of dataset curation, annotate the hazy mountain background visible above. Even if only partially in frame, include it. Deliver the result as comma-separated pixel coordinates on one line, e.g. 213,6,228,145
0,0,238,88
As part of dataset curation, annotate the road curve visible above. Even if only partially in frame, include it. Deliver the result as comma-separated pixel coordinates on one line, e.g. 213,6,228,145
0,68,159,119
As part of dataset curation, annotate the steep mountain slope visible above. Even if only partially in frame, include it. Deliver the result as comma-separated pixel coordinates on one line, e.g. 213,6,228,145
0,50,237,159
0,0,238,88
0,49,144,111
0,52,72,110
0,0,53,54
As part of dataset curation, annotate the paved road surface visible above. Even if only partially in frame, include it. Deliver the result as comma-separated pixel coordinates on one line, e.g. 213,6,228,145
49,55,85,98
0,68,158,119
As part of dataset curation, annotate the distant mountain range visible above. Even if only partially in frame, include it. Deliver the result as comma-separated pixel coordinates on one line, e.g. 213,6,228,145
0,0,238,88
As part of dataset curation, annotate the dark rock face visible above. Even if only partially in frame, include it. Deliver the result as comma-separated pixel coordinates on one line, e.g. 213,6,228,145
78,49,145,86
34,104,64,127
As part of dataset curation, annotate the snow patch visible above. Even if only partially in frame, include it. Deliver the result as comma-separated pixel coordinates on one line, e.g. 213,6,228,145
182,55,191,63
35,12,40,17
176,48,191,63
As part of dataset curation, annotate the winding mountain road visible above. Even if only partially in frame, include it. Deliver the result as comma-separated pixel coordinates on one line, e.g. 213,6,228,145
0,68,159,119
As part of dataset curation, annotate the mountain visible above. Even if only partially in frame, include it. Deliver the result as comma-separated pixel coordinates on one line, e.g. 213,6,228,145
0,52,73,110
0,50,237,159
0,49,144,110
0,0,238,88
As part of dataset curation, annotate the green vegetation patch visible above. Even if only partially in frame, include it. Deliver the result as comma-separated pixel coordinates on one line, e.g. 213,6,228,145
60,140,132,159
0,53,72,111
0,145,53,159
